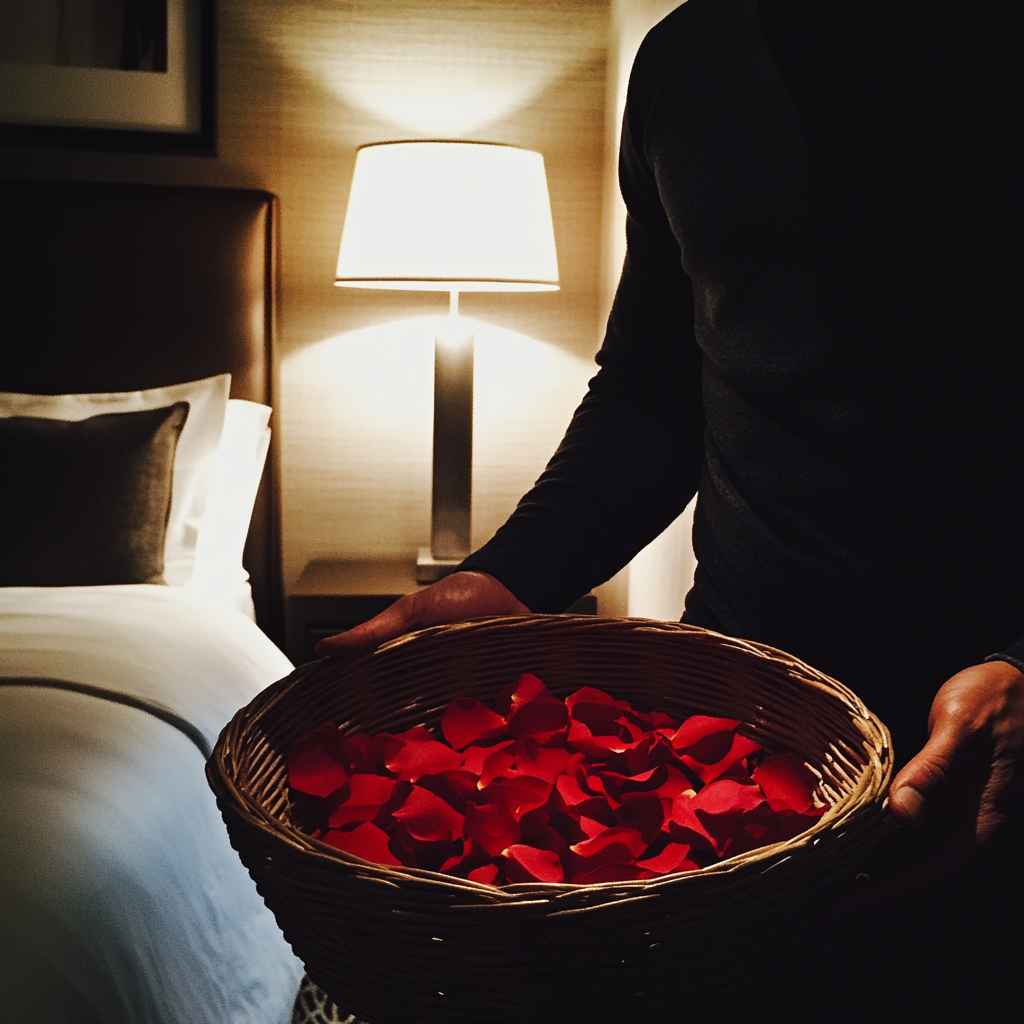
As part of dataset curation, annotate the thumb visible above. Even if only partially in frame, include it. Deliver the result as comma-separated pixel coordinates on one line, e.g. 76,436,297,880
315,600,413,658
889,722,960,828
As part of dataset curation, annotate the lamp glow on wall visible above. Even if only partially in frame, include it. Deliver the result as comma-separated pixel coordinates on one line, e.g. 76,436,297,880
335,141,559,582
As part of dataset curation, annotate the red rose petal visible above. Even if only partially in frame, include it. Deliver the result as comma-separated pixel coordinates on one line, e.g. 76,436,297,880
615,791,665,844
555,771,591,807
467,863,500,885
637,710,679,735
441,697,509,750
667,798,719,854
752,753,821,814
415,769,481,814
463,801,520,857
503,844,565,883
773,810,824,841
495,672,553,715
290,757,350,802
321,821,401,866
637,842,700,875
545,808,588,846
391,785,465,841
370,779,412,826
647,735,691,765
687,779,766,856
723,733,762,763
579,770,611,798
571,861,655,884
569,700,634,740
670,715,742,750
577,815,610,840
616,735,660,777
598,765,661,800
654,764,697,802
508,700,569,740
567,718,632,757
462,740,515,776
388,825,459,872
327,774,398,828
510,738,572,784
337,731,401,775
691,778,765,815
498,674,570,741
517,813,571,865
726,821,779,857
385,737,465,782
439,852,461,872
572,839,643,869
572,797,619,828
571,826,647,864
289,722,350,797
477,746,517,788
683,730,735,766
482,775,552,820
682,732,763,784
565,686,620,710
692,816,738,857
556,759,616,807
347,773,398,805
439,839,494,878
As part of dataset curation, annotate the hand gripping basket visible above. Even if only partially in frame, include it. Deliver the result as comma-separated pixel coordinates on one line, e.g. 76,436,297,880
208,616,893,1024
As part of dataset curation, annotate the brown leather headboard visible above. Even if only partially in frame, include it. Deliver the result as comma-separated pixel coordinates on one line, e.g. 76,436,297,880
0,179,282,643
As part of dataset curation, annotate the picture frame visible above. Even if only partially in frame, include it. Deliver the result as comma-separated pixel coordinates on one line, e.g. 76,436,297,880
0,0,215,156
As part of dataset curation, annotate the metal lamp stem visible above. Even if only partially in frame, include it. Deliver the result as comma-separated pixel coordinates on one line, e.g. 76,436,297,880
417,294,474,582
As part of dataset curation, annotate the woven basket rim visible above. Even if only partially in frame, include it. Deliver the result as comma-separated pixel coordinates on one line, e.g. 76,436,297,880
211,615,892,900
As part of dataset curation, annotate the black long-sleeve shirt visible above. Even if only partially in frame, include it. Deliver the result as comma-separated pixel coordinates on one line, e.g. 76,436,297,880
462,0,1022,748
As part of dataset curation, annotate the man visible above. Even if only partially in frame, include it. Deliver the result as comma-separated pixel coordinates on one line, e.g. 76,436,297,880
319,3,1021,1018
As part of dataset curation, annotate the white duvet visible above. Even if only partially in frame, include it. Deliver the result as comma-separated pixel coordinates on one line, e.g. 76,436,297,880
0,586,305,1024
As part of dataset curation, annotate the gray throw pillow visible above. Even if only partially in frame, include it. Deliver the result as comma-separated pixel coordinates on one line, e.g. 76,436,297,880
0,402,189,586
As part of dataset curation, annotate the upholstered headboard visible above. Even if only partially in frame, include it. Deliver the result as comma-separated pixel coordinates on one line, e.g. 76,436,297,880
0,179,282,642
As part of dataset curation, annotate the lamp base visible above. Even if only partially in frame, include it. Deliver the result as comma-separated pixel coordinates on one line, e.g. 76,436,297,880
415,547,465,584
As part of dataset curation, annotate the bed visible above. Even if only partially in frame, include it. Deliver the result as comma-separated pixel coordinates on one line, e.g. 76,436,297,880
0,179,305,1024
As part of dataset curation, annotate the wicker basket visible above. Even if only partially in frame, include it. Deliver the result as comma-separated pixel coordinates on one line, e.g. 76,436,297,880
209,616,893,1024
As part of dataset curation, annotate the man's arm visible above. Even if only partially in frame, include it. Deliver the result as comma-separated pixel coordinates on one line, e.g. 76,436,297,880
456,67,707,613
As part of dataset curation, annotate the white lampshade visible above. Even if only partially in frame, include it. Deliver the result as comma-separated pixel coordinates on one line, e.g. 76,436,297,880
335,141,559,291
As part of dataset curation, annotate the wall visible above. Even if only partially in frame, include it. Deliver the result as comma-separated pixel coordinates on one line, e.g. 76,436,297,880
1,0,622,606
605,0,698,622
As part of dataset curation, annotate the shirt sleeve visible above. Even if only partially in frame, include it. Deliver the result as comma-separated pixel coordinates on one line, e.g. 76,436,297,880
460,52,707,612
985,638,1024,675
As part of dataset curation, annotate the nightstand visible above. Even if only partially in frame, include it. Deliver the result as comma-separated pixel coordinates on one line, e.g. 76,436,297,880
285,558,597,665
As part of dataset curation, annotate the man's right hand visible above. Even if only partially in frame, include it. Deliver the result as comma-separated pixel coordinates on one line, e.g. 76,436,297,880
314,570,530,659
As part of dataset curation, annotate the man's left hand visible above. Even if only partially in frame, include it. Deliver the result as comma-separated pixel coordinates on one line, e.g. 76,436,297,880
827,658,1024,926
889,658,1024,850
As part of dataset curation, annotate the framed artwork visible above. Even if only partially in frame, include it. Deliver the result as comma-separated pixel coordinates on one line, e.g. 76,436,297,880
0,0,215,155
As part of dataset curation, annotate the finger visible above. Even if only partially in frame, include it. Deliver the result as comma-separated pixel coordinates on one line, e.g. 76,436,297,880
313,571,529,659
314,597,416,657
889,719,963,828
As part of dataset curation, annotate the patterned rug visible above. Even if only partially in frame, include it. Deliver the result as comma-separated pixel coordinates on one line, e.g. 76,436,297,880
290,975,367,1024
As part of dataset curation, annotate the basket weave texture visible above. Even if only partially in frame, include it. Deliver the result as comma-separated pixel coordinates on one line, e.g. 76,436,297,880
209,616,893,1024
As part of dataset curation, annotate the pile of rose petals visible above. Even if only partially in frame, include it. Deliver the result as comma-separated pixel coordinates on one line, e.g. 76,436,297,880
287,674,825,886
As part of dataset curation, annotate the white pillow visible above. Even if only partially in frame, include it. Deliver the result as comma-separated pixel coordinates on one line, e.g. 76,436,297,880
0,375,230,588
188,399,272,618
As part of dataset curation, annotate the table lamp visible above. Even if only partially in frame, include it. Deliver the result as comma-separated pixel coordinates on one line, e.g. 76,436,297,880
335,141,559,582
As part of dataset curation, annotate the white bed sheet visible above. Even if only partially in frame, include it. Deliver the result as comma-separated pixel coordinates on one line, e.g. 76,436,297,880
0,586,305,1024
